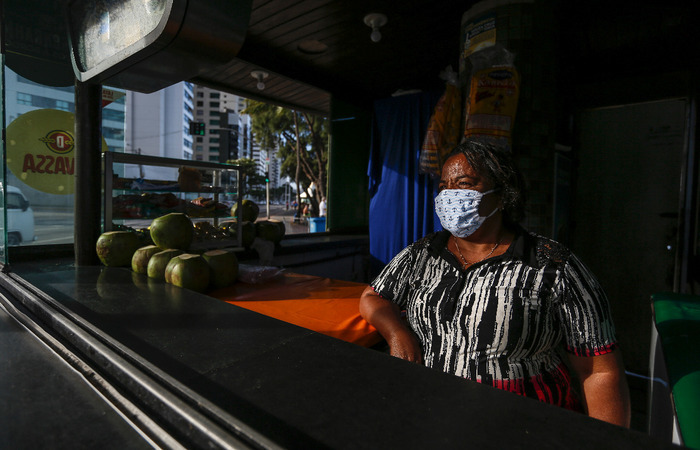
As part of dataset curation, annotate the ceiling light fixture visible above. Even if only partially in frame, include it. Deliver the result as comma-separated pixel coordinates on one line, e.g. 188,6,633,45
251,70,269,90
297,39,328,55
363,13,387,43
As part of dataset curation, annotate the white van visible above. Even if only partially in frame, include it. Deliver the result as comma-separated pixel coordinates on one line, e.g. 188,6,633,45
3,185,37,246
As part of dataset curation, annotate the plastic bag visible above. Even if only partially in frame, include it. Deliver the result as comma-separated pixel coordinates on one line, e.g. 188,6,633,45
237,264,285,284
463,45,520,150
419,66,462,178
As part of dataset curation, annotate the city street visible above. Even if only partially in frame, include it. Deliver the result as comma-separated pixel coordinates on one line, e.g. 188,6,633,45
26,202,317,247
30,206,74,245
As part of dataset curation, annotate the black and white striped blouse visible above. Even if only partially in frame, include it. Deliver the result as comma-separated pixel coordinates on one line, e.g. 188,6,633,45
370,229,617,408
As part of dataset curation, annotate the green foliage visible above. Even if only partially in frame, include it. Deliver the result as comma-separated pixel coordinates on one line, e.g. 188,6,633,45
227,157,258,177
242,100,329,215
227,157,266,191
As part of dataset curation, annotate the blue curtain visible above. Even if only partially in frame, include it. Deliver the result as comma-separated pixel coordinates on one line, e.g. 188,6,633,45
368,91,443,278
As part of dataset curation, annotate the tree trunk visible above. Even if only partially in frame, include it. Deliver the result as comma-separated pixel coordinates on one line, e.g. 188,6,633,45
293,112,303,218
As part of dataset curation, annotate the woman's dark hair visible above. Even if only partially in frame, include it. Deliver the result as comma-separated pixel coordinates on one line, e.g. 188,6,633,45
446,139,527,225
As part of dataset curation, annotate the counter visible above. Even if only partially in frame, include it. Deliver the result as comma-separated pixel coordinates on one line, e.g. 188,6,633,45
0,257,675,449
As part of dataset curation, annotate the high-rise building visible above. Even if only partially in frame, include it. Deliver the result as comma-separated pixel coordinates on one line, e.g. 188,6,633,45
125,83,279,185
192,86,281,190
217,92,254,163
124,82,194,180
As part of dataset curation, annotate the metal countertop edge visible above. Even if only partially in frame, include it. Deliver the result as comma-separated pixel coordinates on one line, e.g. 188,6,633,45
0,271,282,450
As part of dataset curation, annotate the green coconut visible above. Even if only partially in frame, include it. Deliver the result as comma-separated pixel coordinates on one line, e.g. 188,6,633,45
203,249,239,288
96,231,141,267
164,253,211,292
149,213,194,251
147,249,184,280
255,219,285,244
131,245,162,274
220,220,255,247
231,199,260,222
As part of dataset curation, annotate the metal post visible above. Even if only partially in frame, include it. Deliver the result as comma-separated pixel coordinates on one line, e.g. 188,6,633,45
265,161,270,219
74,81,103,265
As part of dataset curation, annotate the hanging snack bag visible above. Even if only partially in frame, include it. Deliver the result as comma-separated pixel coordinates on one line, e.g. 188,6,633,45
419,81,462,178
463,65,520,147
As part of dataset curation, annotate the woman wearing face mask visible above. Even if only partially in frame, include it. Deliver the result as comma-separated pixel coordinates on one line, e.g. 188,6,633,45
359,140,631,427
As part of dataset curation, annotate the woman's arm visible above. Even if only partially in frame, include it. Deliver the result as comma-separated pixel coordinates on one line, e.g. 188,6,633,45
359,286,422,364
567,349,631,427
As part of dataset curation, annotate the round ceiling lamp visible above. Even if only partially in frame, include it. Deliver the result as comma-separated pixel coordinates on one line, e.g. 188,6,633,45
251,70,269,90
297,39,328,55
363,13,387,43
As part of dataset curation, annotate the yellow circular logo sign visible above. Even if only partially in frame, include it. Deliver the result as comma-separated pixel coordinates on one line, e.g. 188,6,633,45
40,130,75,154
6,109,107,195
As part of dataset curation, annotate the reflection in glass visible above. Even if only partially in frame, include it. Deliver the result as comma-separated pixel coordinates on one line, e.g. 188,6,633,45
71,0,167,71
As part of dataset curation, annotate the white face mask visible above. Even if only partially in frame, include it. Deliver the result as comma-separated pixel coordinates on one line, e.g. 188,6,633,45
434,189,499,238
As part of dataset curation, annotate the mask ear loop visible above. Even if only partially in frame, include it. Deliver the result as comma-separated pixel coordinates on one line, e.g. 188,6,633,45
480,205,501,220
479,189,502,220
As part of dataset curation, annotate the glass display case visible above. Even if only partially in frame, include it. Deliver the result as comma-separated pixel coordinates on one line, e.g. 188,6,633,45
103,151,243,250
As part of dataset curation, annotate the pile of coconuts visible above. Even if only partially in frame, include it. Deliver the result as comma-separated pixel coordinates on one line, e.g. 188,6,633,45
96,213,239,292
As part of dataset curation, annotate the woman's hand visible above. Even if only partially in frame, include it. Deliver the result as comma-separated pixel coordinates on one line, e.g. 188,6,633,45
359,286,423,364
568,349,631,427
386,326,423,364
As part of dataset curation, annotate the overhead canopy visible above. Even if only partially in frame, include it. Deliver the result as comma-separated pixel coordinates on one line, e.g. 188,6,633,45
190,1,699,116
4,1,698,116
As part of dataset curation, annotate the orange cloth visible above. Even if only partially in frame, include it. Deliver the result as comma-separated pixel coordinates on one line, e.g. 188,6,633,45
208,272,382,348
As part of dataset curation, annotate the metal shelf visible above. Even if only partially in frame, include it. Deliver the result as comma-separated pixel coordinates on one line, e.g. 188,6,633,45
103,152,244,248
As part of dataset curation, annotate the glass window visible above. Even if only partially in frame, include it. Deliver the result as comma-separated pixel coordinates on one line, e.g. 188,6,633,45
103,127,125,140
210,102,220,108
56,100,71,111
17,92,32,105
4,67,81,251
210,92,220,99
104,109,125,122
6,192,25,209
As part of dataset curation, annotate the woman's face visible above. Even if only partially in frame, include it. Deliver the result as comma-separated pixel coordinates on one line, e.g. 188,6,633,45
439,153,500,216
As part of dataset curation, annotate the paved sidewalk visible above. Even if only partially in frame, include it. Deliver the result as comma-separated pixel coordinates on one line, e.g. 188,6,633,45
258,204,321,235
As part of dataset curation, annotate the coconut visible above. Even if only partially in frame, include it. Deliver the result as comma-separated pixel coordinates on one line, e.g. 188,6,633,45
164,253,211,292
96,231,141,267
203,249,239,288
131,245,162,274
231,199,260,222
219,220,255,247
255,219,285,244
147,249,184,280
149,213,194,251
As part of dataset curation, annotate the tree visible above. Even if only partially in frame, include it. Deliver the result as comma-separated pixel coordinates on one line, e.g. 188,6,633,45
227,157,266,199
242,100,328,217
